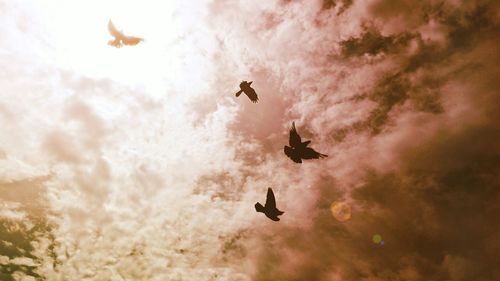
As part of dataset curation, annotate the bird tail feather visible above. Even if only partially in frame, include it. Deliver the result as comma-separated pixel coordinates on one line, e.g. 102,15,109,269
255,203,265,213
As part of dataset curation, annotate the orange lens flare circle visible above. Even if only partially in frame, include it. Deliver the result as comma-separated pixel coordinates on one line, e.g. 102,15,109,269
330,201,352,222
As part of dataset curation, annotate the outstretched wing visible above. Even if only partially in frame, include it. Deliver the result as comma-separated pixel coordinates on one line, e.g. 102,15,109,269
108,20,124,39
243,88,259,103
122,36,144,46
301,147,328,160
265,188,276,209
289,122,302,147
284,146,302,163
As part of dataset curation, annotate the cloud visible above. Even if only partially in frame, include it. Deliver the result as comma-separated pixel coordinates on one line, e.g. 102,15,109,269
0,202,48,280
249,118,500,280
1,1,318,279
1,0,499,280
207,0,500,280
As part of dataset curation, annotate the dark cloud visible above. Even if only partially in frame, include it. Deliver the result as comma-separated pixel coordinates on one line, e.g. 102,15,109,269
340,30,414,58
330,0,500,138
352,122,500,280
0,215,52,280
252,114,500,280
247,1,500,280
0,176,55,279
322,0,353,14
365,72,411,134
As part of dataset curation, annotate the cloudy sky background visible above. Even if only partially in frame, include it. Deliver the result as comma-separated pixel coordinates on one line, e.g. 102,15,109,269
1,0,499,280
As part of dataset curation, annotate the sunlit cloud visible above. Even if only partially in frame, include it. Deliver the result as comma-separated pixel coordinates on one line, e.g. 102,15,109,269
1,0,499,280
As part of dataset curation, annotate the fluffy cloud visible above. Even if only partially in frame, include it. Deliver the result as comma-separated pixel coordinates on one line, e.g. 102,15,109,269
208,0,500,280
1,0,499,280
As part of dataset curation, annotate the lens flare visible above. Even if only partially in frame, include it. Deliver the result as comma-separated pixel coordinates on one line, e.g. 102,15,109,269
330,201,352,222
372,234,382,244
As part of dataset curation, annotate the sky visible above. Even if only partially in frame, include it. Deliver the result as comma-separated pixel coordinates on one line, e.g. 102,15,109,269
0,0,499,280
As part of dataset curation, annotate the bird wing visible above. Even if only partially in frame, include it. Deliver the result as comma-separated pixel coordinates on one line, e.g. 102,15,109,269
284,146,302,163
269,216,280,221
243,88,259,103
265,188,277,209
108,39,122,48
108,20,124,39
122,36,144,46
289,122,302,147
301,147,328,160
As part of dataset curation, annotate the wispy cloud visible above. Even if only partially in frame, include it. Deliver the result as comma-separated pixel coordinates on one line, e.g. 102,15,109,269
1,0,499,280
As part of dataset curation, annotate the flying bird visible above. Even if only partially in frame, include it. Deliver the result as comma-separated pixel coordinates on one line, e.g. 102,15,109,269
235,81,259,103
255,188,284,221
284,122,328,163
107,20,144,48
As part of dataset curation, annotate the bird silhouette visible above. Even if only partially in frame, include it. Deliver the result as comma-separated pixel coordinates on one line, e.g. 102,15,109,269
255,188,284,221
284,122,328,163
235,81,259,103
107,20,144,48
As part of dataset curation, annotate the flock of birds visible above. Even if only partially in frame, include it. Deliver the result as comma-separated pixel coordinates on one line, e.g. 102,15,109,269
107,20,328,222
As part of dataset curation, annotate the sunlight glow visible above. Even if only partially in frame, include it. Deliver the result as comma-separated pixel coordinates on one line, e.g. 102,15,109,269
34,1,186,95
